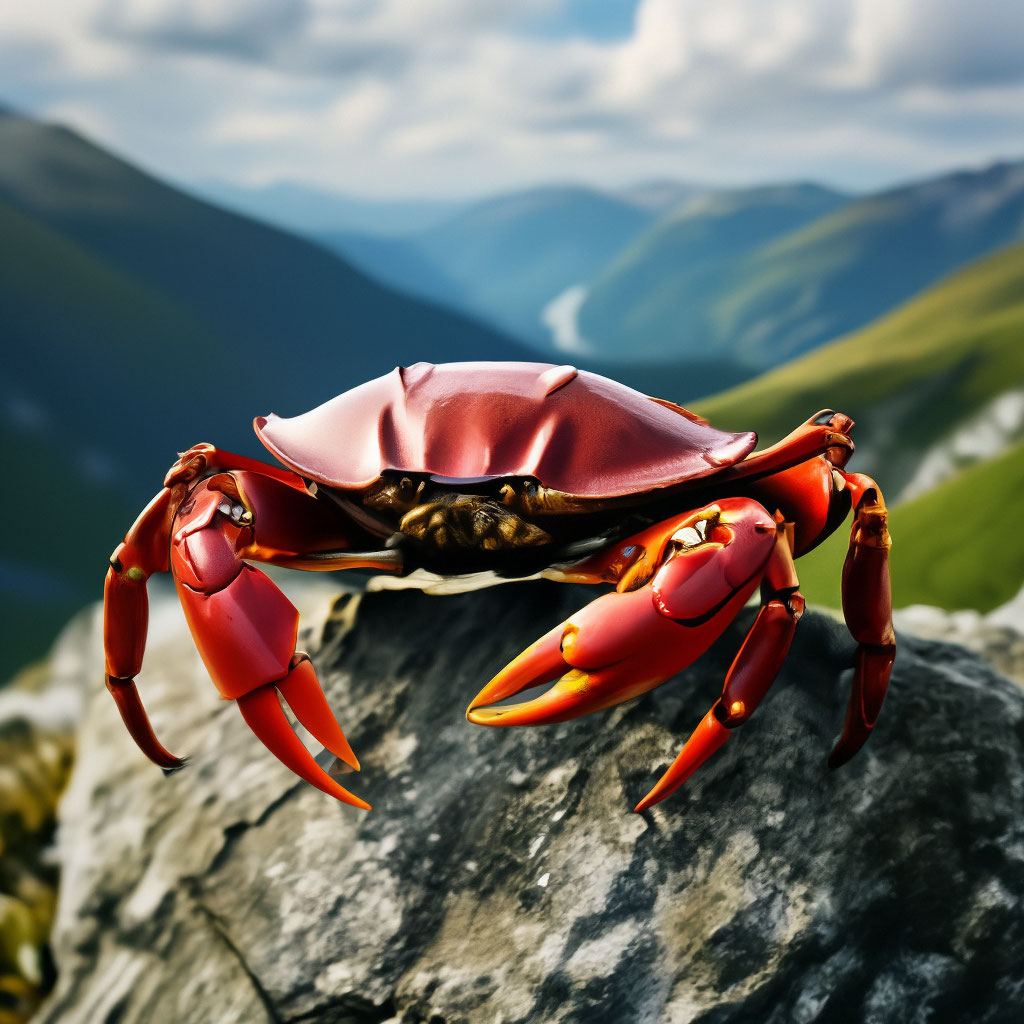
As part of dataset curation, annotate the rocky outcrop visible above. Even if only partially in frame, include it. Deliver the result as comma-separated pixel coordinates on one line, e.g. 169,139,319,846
35,579,1024,1023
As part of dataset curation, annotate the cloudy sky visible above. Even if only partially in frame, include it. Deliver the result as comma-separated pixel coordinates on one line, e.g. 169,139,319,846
3,0,1024,197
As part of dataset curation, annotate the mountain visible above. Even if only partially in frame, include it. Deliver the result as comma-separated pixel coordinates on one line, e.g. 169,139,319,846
0,108,539,681
315,183,712,351
408,185,657,343
314,229,471,313
581,160,1024,369
614,179,709,212
191,179,466,236
694,240,1024,610
576,183,849,361
0,107,538,454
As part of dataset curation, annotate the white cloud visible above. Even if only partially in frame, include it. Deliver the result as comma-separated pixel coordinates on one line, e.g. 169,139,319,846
2,0,1023,195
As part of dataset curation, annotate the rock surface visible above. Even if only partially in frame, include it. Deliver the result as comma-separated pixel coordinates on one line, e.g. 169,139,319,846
36,579,1024,1024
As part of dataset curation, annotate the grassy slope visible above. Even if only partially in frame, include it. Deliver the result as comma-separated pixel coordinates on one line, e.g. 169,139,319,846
694,242,1024,611
794,441,1024,613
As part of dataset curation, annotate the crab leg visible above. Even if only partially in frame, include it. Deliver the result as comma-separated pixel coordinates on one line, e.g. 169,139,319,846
635,520,804,811
103,443,301,770
718,410,855,485
104,487,187,769
829,473,895,768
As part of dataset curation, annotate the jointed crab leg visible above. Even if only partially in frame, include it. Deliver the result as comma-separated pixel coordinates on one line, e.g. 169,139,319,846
104,446,399,806
105,488,188,769
635,520,805,811
718,410,855,485
830,473,895,768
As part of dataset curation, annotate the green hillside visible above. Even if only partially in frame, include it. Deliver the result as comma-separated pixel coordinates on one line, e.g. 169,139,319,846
578,183,846,360
791,441,1024,613
695,240,1024,500
694,241,1024,611
580,161,1024,368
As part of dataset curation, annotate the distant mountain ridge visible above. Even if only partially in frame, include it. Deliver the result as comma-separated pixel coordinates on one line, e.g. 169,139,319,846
194,178,467,236
0,107,539,679
321,184,659,346
579,159,1024,368
304,157,1024,384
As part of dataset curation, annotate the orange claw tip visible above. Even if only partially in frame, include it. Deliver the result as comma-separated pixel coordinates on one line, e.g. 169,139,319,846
633,710,730,813
278,656,361,772
465,625,566,717
236,685,370,811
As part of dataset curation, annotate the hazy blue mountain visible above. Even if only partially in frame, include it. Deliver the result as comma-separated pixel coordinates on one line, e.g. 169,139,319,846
579,160,1024,368
614,179,709,212
191,178,466,236
409,185,657,343
314,229,471,314
314,181,709,344
576,183,849,362
0,108,539,680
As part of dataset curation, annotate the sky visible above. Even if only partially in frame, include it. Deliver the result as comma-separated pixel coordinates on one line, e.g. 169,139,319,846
2,0,1024,198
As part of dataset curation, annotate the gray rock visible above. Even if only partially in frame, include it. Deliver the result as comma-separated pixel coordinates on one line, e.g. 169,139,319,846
894,589,1024,687
37,581,1024,1024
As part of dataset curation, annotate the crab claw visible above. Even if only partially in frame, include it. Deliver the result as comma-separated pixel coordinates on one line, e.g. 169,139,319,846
467,500,777,729
466,585,691,726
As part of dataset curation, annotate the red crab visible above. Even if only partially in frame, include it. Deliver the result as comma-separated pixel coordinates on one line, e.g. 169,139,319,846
104,362,893,812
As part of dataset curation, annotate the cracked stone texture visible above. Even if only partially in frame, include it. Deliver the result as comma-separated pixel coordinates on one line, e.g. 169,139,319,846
36,579,1024,1024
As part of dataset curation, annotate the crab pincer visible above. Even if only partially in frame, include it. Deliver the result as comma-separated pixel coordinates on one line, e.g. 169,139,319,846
105,459,374,808
468,499,796,809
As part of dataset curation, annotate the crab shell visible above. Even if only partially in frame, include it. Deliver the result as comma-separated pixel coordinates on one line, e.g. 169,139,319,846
253,361,757,499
